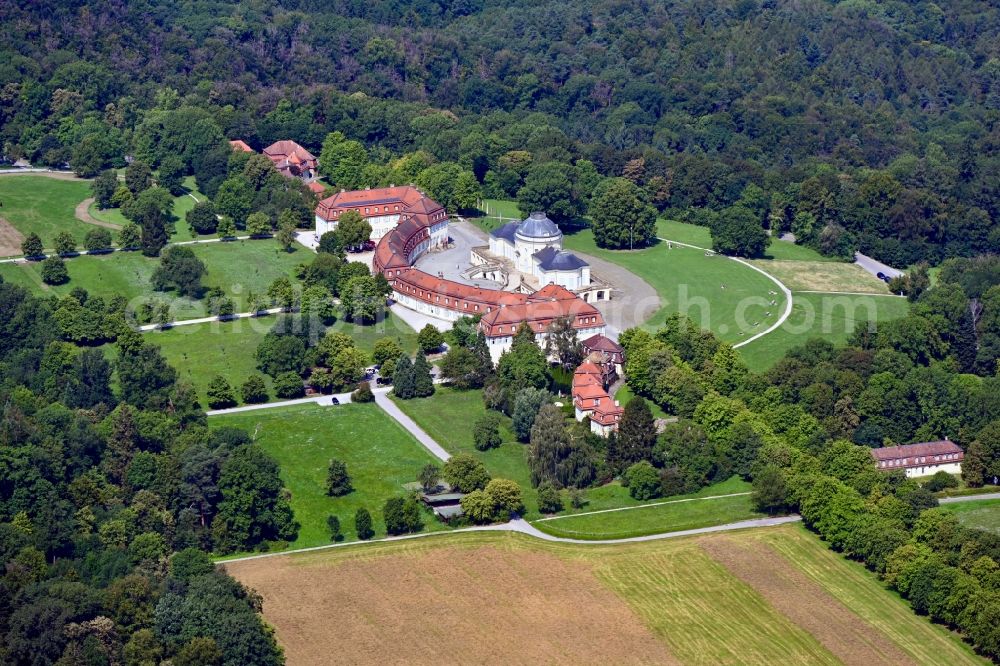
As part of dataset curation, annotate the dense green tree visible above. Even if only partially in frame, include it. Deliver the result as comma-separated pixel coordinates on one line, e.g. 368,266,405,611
591,178,657,249
245,211,271,237
443,453,491,493
91,169,118,208
272,371,305,399
319,131,368,190
214,176,254,226
84,227,113,252
419,463,441,492
417,324,445,353
186,201,218,235
53,231,76,256
213,444,298,552
21,232,44,258
333,210,372,249
473,412,503,450
340,275,385,322
355,508,375,540
157,154,186,195
516,161,584,224
511,386,549,441
392,354,415,398
151,246,205,297
537,482,563,514
118,222,141,249
326,459,353,496
382,495,423,535
206,375,236,409
114,330,177,408
612,397,657,470
240,375,269,404
711,205,770,258
40,256,69,285
411,350,435,398
623,461,661,500
125,160,153,193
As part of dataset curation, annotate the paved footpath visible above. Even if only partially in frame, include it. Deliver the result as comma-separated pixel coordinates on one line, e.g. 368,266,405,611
373,391,451,461
218,515,802,564
940,492,1000,504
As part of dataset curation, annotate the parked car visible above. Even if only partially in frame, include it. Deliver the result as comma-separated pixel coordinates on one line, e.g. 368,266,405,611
330,397,340,405
876,271,887,280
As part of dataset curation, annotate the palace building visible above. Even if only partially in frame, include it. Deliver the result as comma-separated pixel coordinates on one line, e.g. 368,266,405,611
353,189,607,359
228,139,318,184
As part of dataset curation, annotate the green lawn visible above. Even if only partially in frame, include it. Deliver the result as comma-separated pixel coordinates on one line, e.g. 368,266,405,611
0,239,308,318
472,198,522,232
532,477,758,539
563,227,787,344
737,292,911,371
209,403,447,547
133,313,417,406
88,176,209,243
390,387,758,534
941,498,1000,534
0,175,95,250
390,387,540,516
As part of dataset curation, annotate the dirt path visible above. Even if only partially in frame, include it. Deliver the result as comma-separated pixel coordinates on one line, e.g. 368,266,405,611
74,197,121,230
699,536,914,666
0,217,25,256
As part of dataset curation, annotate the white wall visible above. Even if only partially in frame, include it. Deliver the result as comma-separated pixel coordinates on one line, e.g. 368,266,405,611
904,462,962,478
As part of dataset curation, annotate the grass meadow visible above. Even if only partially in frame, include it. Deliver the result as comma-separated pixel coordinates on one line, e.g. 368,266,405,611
942,498,1000,534
225,524,980,665
211,402,446,547
0,175,95,248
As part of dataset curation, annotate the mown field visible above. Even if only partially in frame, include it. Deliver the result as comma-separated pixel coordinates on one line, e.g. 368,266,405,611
0,239,308,317
562,228,786,345
211,403,446,547
943,498,1000,534
737,292,911,371
225,524,982,665
0,174,95,250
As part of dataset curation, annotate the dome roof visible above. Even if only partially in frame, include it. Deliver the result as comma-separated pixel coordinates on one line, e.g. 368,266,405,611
516,211,561,239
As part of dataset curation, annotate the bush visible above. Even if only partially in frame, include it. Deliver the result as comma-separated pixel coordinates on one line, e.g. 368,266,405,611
417,324,444,353
383,495,423,535
326,515,342,542
206,375,236,409
21,232,44,259
240,375,269,404
923,471,959,493
326,459,353,497
151,246,206,297
84,227,113,252
186,201,218,235
419,463,441,492
623,461,661,500
54,231,76,256
537,482,563,514
461,479,524,524
40,256,69,285
443,453,491,493
351,380,374,403
273,371,305,398
355,508,374,540
473,412,503,451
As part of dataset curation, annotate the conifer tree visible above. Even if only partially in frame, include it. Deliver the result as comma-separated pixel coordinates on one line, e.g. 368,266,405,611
393,354,415,399
412,350,435,397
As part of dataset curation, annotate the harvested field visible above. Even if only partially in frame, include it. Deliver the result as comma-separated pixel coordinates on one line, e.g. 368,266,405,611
749,259,890,293
699,536,912,666
227,540,678,666
0,217,25,256
225,526,982,666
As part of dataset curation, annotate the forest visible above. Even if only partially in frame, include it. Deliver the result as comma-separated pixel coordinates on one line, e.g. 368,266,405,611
2,0,999,263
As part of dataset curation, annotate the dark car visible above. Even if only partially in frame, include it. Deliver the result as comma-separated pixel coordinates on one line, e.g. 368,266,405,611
876,271,887,281
330,397,340,405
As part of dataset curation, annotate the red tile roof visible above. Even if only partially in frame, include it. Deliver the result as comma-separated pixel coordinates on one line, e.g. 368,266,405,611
263,140,316,164
316,186,442,222
870,440,964,466
229,139,254,152
307,182,327,195
583,334,624,355
575,361,603,376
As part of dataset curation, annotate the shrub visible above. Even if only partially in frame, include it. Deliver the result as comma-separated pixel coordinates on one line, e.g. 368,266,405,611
461,479,524,524
355,508,374,540
623,461,661,500
923,471,959,493
186,201,218,235
326,515,342,542
473,412,503,451
419,463,441,492
21,232,44,259
84,227,113,252
417,324,444,353
40,256,69,284
443,453,490,492
206,375,236,409
53,231,77,256
326,459,353,497
273,371,304,398
537,482,563,514
383,495,423,535
240,375,269,404
351,380,374,403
